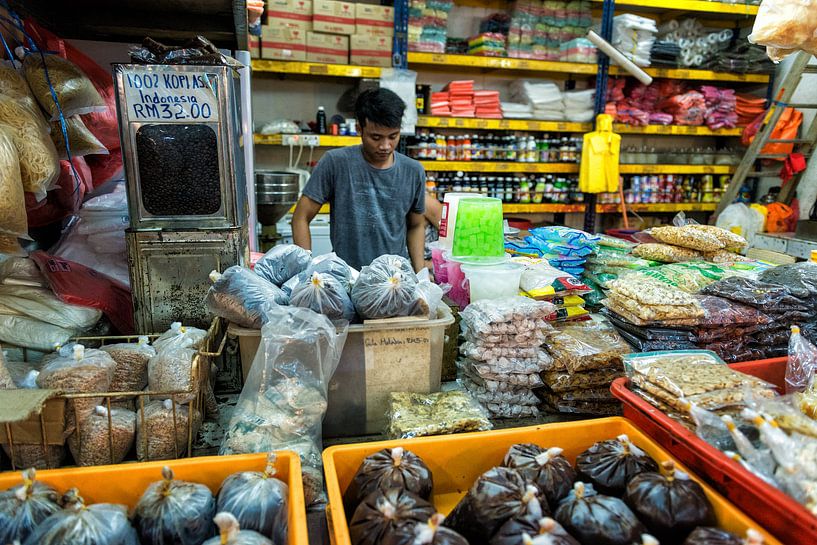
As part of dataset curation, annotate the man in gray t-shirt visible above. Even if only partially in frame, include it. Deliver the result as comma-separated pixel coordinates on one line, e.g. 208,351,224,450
291,89,426,271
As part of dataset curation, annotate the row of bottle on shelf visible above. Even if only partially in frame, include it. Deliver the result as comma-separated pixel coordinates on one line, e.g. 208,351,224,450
597,175,730,205
407,131,583,162
426,172,582,204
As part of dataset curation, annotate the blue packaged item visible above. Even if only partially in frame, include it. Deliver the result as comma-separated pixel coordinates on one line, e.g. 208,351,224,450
505,239,543,257
524,235,595,258
528,226,600,247
561,266,586,276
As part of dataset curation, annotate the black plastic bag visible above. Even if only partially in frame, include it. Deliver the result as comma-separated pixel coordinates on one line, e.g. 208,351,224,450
23,488,138,545
254,244,312,286
503,444,575,511
343,447,433,519
625,461,714,544
443,466,529,543
803,320,817,346
491,516,580,545
0,469,61,544
575,434,658,496
682,527,745,545
352,255,428,320
349,488,435,545
759,262,817,300
203,512,273,545
217,453,288,545
701,277,809,312
133,466,217,545
381,513,469,545
204,266,289,328
290,272,357,322
554,482,644,545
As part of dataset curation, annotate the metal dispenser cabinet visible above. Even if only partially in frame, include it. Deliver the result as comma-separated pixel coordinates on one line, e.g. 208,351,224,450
114,63,249,332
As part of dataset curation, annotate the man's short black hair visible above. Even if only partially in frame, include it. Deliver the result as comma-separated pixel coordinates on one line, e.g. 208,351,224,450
355,88,405,129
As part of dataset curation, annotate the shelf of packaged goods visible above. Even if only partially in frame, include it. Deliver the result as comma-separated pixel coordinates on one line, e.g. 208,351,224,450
609,65,770,83
417,116,592,132
619,164,735,174
254,134,360,147
407,52,598,75
596,202,718,213
503,203,586,213
613,124,743,136
251,59,381,78
420,161,580,173
590,0,758,16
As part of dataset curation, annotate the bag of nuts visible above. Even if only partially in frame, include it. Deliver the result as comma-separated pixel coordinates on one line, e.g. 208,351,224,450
136,399,201,461
152,322,207,353
147,347,196,404
68,405,136,466
100,336,155,395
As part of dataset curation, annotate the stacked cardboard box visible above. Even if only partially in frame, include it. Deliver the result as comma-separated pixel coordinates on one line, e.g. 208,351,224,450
261,0,312,60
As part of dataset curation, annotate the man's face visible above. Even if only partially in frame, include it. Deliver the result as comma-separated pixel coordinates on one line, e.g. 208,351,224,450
360,121,400,162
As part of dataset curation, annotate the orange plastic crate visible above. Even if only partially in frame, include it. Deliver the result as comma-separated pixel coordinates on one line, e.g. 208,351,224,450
0,452,308,545
323,417,782,545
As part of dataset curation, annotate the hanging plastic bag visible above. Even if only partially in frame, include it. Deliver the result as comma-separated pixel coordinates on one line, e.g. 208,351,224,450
203,513,273,545
0,468,61,545
204,266,289,329
220,305,347,506
49,115,109,159
216,453,288,544
254,244,311,286
715,203,757,244
0,96,59,200
67,405,136,466
23,52,107,121
748,0,817,60
786,325,817,393
0,61,35,102
291,271,357,322
0,126,27,241
343,447,433,518
133,466,216,545
22,488,137,544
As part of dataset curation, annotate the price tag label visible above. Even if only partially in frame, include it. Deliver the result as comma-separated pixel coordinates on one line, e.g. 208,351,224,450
122,69,219,122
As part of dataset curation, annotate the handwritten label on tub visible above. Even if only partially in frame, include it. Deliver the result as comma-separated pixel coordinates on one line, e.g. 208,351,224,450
122,69,220,122
364,328,433,427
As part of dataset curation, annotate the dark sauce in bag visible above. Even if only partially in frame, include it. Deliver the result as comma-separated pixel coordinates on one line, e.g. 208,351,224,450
682,527,764,545
384,513,469,545
0,469,61,544
443,467,529,543
625,461,714,544
555,482,644,545
575,434,658,496
343,447,433,518
349,488,435,545
503,444,576,511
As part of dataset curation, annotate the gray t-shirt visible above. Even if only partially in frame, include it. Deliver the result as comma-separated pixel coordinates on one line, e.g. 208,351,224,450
302,146,426,270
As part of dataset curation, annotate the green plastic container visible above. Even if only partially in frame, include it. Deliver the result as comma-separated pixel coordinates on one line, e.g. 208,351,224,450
451,197,504,260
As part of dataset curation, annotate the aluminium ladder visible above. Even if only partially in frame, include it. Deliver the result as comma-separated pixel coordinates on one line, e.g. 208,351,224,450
714,51,817,219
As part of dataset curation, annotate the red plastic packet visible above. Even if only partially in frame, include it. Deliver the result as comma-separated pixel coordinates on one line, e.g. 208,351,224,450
30,250,134,334
25,158,92,228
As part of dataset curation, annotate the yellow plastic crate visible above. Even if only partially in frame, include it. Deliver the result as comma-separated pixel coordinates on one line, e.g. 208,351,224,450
323,417,782,545
0,452,308,545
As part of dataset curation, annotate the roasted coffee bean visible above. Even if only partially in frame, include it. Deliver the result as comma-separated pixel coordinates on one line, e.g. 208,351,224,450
136,124,222,215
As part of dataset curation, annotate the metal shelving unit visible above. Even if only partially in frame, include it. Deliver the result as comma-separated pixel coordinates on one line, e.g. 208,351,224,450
417,116,591,132
407,52,598,75
420,161,580,173
254,134,361,147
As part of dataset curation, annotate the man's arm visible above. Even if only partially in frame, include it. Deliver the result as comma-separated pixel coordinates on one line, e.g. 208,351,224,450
291,195,323,251
424,194,443,230
407,211,426,273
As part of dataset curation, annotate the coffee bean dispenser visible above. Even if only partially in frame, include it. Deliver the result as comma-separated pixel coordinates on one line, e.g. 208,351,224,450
114,63,247,229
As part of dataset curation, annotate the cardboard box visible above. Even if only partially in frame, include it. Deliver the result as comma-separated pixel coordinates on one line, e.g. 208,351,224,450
355,4,394,37
261,24,308,61
350,33,392,67
312,0,356,35
0,390,66,447
307,32,349,64
248,34,261,59
266,0,313,31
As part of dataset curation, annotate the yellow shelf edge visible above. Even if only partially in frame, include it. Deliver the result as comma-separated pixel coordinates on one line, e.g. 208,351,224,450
251,59,382,78
590,0,757,16
503,203,586,213
596,202,718,213
613,124,743,136
417,116,591,132
254,134,360,147
619,164,735,174
407,52,598,75
420,161,580,173
610,65,770,83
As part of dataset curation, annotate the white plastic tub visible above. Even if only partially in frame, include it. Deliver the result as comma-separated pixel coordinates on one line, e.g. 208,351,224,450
461,262,524,301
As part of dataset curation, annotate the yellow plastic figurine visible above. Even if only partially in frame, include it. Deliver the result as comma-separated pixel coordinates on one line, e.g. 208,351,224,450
579,114,621,193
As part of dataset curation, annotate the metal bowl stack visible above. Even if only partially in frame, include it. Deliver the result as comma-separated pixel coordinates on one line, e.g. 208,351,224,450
255,171,300,224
